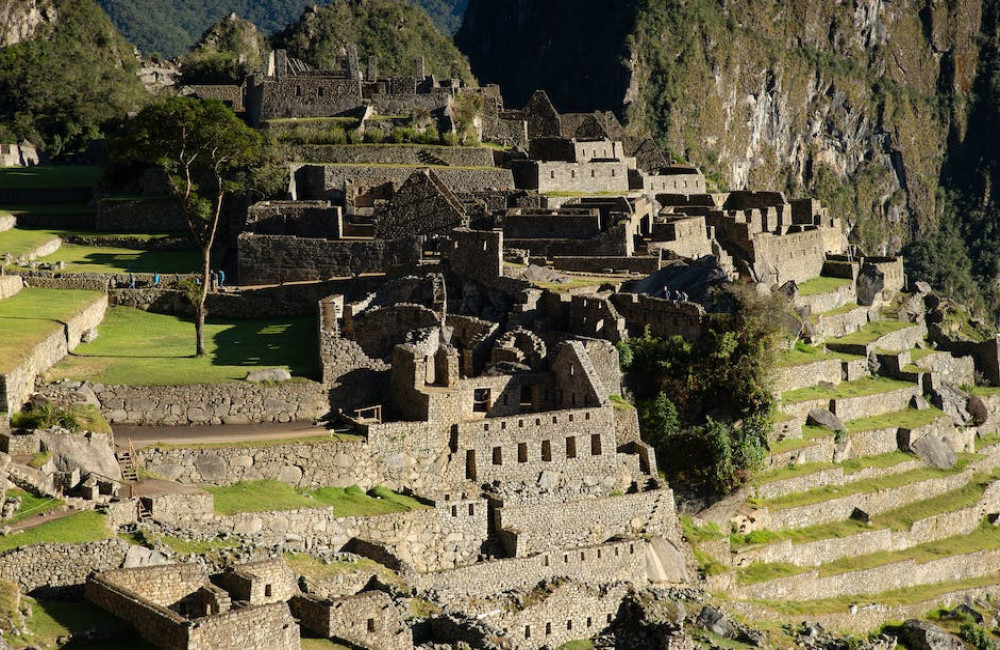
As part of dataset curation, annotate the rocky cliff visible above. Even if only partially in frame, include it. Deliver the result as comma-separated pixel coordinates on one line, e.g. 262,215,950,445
0,0,58,48
458,0,990,256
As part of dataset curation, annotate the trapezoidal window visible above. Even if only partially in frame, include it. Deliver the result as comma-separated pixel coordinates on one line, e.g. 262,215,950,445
517,443,528,463
591,434,602,456
368,619,376,633
465,449,477,481
541,440,552,462
264,584,272,597
492,446,503,465
566,436,577,459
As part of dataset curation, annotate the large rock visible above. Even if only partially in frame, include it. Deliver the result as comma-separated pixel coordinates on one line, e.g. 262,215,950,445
968,396,989,425
193,455,229,482
245,368,292,383
807,409,845,432
122,545,169,568
38,430,121,482
696,605,732,638
931,383,972,425
856,263,886,306
898,620,963,650
912,435,957,470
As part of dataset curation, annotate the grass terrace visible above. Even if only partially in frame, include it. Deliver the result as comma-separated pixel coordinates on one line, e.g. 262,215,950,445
0,227,60,257
768,426,833,454
738,519,1000,585
776,342,835,367
781,376,914,404
0,510,110,553
46,307,318,385
756,456,975,511
38,242,199,274
0,166,101,190
4,203,95,218
8,595,156,650
207,481,426,517
845,407,947,432
796,276,852,297
2,489,62,525
0,288,104,374
830,319,914,346
754,451,915,486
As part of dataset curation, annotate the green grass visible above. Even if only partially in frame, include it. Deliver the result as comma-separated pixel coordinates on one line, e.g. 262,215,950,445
609,394,634,410
776,342,834,367
754,461,837,485
9,596,157,650
46,306,318,385
0,287,104,373
285,552,381,579
818,303,860,318
782,376,914,404
206,481,426,517
4,203,95,217
758,460,971,511
301,637,351,650
910,348,936,362
154,433,361,451
680,515,726,543
3,489,62,525
754,452,914,486
796,276,852,297
0,227,60,256
26,451,51,469
558,641,596,650
39,243,200,274
845,407,947,432
831,319,914,346
0,166,102,190
0,510,110,553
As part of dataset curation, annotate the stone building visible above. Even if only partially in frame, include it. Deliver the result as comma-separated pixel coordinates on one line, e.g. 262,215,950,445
85,560,301,650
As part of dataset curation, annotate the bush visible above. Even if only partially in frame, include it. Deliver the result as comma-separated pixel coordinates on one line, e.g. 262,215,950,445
960,622,997,650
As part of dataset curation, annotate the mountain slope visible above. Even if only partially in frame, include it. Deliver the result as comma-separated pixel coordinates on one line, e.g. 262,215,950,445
97,0,467,57
0,0,148,155
273,0,474,83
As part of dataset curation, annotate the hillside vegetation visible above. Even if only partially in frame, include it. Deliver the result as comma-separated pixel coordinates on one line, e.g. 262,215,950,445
97,0,467,58
274,0,474,83
0,0,148,156
180,13,268,85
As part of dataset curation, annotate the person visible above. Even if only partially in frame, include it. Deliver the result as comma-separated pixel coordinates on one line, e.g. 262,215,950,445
210,271,218,291
218,268,226,288
153,272,160,286
128,272,135,289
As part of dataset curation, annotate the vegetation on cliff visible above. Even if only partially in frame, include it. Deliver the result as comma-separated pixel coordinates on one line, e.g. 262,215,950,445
273,0,474,83
619,289,785,494
0,0,148,157
180,13,268,85
98,0,468,58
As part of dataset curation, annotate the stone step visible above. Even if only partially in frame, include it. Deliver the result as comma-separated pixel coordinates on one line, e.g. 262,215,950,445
812,305,875,339
826,319,927,358
781,377,919,422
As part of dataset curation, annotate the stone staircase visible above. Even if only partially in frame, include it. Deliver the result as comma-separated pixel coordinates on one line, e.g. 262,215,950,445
686,285,1000,633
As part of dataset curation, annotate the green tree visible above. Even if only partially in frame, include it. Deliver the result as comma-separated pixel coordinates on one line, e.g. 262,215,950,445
113,97,261,355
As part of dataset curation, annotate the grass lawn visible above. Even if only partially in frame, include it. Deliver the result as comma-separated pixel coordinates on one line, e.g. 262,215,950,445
0,227,60,256
0,287,105,373
782,376,914,404
301,637,351,650
776,342,835,367
3,489,62,525
831,319,914,346
4,202,95,217
39,242,200,274
0,166,102,190
817,303,860,318
796,276,852,297
46,306,318,385
845,407,947,432
207,481,426,517
0,510,110,553
8,596,156,650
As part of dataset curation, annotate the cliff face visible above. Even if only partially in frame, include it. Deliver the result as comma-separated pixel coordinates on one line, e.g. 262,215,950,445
0,0,58,48
458,0,988,254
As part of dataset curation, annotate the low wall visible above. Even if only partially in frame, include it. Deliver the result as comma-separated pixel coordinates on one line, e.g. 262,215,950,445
831,385,918,421
0,274,23,300
793,282,857,315
0,538,128,592
279,144,495,167
46,380,328,426
550,256,660,274
815,307,872,339
96,197,187,232
772,359,842,394
0,214,14,232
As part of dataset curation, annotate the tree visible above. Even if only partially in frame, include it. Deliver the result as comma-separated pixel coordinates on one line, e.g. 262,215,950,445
113,97,261,355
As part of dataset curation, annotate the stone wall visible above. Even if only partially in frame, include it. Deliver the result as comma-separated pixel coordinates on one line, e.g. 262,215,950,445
40,380,328,426
0,214,15,232
497,489,677,557
772,359,842,394
793,281,857,315
246,201,342,239
292,591,413,650
0,274,22,300
96,197,187,232
512,161,630,194
415,538,648,597
752,459,924,501
505,225,631,257
815,306,872,339
0,538,128,592
279,144,494,167
237,234,421,285
295,164,514,202
551,256,660,275
830,385,919,421
449,228,503,285
611,294,706,341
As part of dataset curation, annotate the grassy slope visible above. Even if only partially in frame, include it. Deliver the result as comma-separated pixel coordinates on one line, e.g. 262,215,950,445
46,306,318,385
0,511,110,553
0,288,105,373
207,480,426,517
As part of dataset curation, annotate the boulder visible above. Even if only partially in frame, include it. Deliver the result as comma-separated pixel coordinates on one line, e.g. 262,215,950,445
913,281,933,294
193,455,229,482
807,409,845,432
897,620,963,650
857,263,886,306
38,430,121,482
968,396,988,425
777,280,798,300
245,368,292,383
696,605,732,638
912,436,957,470
950,602,984,625
123,545,169,568
81,327,99,344
911,395,931,411
850,507,871,523
931,384,972,425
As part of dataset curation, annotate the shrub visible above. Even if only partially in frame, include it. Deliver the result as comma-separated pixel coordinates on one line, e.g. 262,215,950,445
960,622,997,650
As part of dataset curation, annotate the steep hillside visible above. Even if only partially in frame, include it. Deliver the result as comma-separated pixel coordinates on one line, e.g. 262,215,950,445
0,0,148,156
180,13,268,85
273,0,474,83
97,0,467,58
